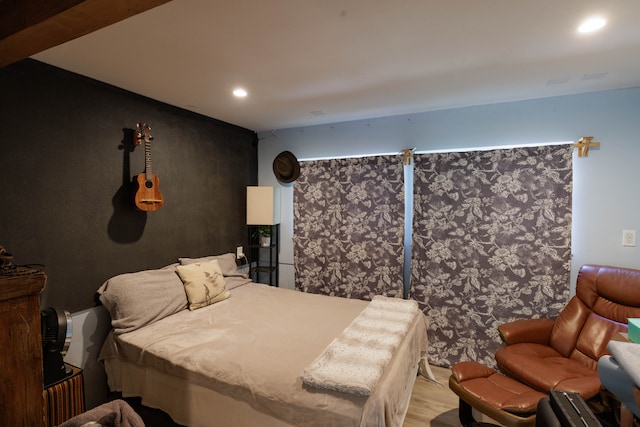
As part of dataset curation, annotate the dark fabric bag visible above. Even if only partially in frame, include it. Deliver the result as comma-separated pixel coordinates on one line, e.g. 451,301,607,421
536,390,601,427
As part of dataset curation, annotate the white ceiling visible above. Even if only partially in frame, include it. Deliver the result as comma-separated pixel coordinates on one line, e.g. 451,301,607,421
32,0,640,133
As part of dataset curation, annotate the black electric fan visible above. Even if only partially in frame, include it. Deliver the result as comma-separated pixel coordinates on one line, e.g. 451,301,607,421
40,307,73,387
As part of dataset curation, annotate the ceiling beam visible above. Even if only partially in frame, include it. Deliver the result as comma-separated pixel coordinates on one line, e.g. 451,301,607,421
0,0,172,68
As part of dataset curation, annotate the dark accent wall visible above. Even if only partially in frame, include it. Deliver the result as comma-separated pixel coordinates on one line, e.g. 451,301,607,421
0,59,258,312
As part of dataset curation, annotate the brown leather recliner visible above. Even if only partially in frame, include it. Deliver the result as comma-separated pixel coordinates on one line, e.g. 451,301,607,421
495,264,640,403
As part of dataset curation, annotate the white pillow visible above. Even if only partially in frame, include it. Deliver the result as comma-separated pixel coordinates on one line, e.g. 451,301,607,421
176,259,230,310
179,253,239,276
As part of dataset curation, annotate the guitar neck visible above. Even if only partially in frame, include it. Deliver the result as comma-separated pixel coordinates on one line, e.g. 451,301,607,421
145,139,153,179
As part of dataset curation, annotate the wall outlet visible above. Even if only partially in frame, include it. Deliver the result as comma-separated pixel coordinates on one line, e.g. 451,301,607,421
236,245,244,259
622,230,636,247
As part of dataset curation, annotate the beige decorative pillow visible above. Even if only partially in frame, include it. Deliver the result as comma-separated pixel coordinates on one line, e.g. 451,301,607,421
176,259,230,310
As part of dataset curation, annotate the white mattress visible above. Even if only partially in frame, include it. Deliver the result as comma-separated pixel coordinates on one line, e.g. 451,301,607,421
100,282,428,426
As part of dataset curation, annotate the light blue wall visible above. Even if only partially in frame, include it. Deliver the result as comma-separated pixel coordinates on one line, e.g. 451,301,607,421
257,87,640,293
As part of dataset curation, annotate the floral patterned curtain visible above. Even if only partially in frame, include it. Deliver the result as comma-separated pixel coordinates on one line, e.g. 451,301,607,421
293,155,404,300
410,145,572,368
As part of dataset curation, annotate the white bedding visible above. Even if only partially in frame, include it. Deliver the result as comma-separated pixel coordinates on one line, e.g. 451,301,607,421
302,296,421,397
99,279,428,427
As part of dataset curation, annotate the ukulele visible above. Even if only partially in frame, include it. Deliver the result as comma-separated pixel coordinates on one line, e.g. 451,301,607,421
133,123,164,211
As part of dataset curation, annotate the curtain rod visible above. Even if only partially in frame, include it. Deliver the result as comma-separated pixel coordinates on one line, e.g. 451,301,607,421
414,140,573,155
298,141,574,162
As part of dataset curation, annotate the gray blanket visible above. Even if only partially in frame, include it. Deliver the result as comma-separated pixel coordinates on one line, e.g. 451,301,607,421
607,340,640,387
59,399,144,427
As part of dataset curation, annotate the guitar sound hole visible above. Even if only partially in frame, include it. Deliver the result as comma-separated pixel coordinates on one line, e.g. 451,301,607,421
145,181,153,189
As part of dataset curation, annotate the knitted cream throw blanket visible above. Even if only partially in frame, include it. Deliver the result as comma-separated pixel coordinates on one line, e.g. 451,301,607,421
301,295,419,396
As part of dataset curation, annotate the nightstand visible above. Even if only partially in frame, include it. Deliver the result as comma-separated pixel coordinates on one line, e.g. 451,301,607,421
43,363,85,427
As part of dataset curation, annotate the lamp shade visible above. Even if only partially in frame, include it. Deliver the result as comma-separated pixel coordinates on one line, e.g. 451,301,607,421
247,186,281,225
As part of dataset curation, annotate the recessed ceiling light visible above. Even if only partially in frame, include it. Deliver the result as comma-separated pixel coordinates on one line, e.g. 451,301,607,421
577,16,606,34
233,88,248,98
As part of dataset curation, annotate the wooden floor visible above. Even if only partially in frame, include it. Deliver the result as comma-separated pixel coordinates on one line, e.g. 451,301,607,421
403,365,460,427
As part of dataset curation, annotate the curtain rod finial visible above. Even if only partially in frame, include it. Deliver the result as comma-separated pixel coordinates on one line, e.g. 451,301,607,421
401,148,415,165
573,136,600,157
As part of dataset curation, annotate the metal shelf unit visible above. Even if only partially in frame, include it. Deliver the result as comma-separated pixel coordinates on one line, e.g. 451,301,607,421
248,224,279,286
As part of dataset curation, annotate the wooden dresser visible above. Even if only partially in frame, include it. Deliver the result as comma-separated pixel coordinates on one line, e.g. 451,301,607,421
0,269,46,427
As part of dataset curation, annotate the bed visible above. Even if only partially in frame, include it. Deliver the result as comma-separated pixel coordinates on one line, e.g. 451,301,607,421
97,253,428,427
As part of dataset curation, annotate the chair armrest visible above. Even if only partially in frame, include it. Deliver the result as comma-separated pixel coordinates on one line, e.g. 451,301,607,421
498,318,555,345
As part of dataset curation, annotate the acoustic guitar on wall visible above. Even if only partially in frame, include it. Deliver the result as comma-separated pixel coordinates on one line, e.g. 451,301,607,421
133,123,164,211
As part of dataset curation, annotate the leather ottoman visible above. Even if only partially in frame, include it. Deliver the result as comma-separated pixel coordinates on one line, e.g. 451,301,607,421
449,361,547,427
